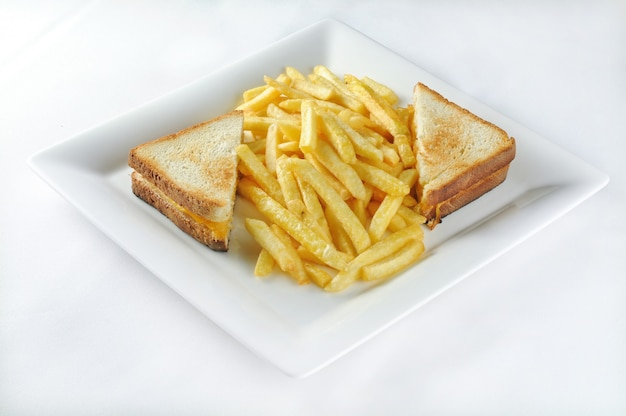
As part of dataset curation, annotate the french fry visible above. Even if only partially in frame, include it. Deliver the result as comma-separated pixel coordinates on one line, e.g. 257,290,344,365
304,262,333,288
323,111,383,163
284,158,372,253
254,249,275,276
360,76,398,106
349,197,370,228
387,212,408,233
314,140,366,200
242,85,269,102
397,205,427,226
394,134,416,168
244,116,300,136
339,108,379,131
264,75,313,100
237,87,281,113
245,218,307,284
312,65,367,114
285,66,306,80
325,204,357,257
317,111,357,164
236,143,285,206
351,160,410,197
299,100,318,153
324,223,422,291
264,123,281,174
275,156,303,214
345,74,410,137
238,178,348,270
368,194,405,243
398,168,419,188
304,153,351,200
279,98,347,115
292,78,335,101
266,103,299,122
276,140,301,155
245,138,266,154
295,174,325,223
361,240,424,281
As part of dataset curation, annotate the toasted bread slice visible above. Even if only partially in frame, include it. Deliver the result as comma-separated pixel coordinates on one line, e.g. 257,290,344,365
129,110,244,250
413,83,515,228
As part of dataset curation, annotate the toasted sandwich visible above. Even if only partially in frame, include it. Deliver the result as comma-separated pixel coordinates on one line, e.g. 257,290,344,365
128,110,244,251
412,83,516,229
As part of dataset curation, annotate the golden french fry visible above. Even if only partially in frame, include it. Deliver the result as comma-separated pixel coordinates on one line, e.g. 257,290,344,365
303,153,351,200
277,121,301,143
339,108,379,131
304,262,333,288
402,194,418,208
325,204,357,257
398,168,419,187
266,103,300,122
397,204,427,226
245,138,266,154
275,156,301,197
368,194,404,242
351,160,410,197
244,116,300,136
394,134,416,168
264,75,312,100
245,218,307,284
264,123,281,174
312,65,367,114
294,174,324,222
254,249,275,276
284,158,372,253
349,195,370,228
238,178,348,270
345,74,410,137
302,209,333,243
318,111,357,164
299,100,318,153
323,267,360,292
324,223,422,292
387,212,408,233
396,105,414,130
237,87,281,113
360,76,398,106
361,240,424,281
314,140,366,200
279,98,348,115
285,66,306,80
292,78,335,100
242,85,269,102
236,144,285,206
358,126,386,146
322,111,383,163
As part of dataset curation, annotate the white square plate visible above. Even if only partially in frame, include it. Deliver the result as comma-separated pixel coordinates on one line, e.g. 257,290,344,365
29,19,608,377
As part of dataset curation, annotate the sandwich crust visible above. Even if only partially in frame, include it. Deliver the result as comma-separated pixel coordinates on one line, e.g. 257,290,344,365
131,171,231,251
420,164,511,228
418,142,516,208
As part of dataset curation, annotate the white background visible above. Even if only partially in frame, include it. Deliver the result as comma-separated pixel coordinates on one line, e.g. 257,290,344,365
1,1,625,414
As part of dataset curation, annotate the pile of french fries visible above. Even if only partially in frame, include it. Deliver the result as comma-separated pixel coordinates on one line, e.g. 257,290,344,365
235,65,425,292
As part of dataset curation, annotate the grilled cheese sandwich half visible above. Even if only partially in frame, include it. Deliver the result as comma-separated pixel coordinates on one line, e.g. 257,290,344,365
128,111,244,251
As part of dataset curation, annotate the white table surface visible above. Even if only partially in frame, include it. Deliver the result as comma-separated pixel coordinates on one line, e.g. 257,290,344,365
2,1,625,414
